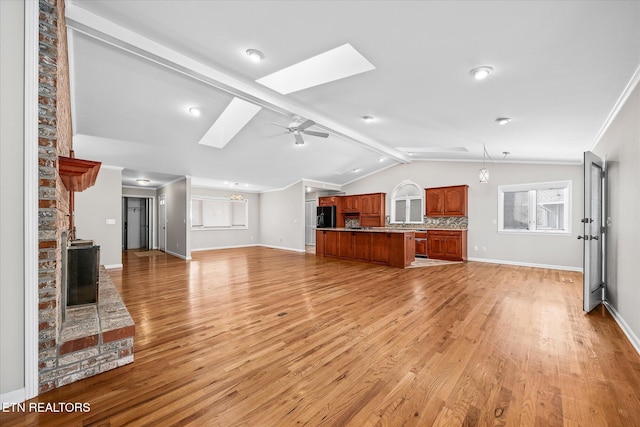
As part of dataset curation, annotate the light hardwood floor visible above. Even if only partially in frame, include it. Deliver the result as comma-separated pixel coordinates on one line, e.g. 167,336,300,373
3,247,639,426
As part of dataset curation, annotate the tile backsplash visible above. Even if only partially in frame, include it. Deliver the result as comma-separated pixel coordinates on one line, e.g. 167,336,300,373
384,216,468,229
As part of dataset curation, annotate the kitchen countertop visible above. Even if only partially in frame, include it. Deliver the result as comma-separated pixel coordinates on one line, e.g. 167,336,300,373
321,227,415,233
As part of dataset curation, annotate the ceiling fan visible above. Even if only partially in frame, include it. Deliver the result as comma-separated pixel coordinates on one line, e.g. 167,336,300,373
270,118,329,145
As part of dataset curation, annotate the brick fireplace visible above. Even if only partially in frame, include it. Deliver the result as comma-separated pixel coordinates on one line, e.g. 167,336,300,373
37,0,134,393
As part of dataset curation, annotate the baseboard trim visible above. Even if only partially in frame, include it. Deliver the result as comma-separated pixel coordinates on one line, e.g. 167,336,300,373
104,264,123,269
603,301,640,356
258,244,306,253
467,257,583,272
1,387,26,404
165,250,191,261
191,244,256,252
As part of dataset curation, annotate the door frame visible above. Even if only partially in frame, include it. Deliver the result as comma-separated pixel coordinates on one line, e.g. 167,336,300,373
122,195,156,250
158,194,166,252
582,151,606,312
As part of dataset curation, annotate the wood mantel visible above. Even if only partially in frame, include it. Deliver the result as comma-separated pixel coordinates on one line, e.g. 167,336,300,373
59,155,101,193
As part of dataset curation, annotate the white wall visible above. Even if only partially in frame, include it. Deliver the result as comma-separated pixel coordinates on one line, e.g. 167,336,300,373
74,166,123,268
157,177,190,259
0,0,25,396
190,187,260,251
259,181,306,252
343,160,583,270
593,79,640,351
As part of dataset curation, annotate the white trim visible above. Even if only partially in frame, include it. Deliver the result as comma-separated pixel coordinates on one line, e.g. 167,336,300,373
0,387,26,405
590,64,640,152
604,301,640,356
24,0,39,402
498,180,572,234
258,244,306,253
467,257,583,272
191,244,257,252
164,249,191,260
103,264,123,269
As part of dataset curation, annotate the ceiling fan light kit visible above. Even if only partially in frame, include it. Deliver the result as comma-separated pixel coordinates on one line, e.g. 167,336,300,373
270,118,329,145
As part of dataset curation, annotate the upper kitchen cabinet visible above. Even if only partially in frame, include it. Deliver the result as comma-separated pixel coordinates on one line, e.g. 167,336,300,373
342,195,360,212
318,196,340,207
359,192,386,227
425,185,468,217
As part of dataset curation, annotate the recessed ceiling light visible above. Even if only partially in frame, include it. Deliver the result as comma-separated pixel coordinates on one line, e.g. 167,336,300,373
136,179,150,186
362,115,375,123
245,49,264,62
378,157,386,162
470,66,494,80
352,168,362,173
495,117,512,125
188,107,201,116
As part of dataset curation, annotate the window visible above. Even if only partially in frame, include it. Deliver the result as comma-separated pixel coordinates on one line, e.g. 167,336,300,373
191,197,248,229
498,181,571,234
391,180,423,223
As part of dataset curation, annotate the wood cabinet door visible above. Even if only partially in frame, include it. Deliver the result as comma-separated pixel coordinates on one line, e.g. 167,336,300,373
316,230,325,256
339,232,354,258
443,235,462,260
425,188,444,216
360,195,372,215
318,196,336,206
343,196,360,212
353,232,372,261
325,231,339,257
371,233,390,264
443,186,468,216
427,233,445,258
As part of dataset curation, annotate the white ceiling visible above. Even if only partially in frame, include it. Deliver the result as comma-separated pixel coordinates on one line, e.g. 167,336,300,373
67,0,640,191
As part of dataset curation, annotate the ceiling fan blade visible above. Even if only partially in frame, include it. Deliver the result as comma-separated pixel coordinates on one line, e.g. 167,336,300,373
294,132,305,145
303,130,329,138
297,119,316,130
268,122,290,129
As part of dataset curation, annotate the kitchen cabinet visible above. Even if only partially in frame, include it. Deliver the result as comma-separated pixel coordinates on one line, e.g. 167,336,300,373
360,193,384,216
414,231,427,257
426,230,467,261
316,229,414,268
425,185,468,217
342,196,360,212
318,196,339,207
371,233,390,264
324,229,340,257
339,231,354,258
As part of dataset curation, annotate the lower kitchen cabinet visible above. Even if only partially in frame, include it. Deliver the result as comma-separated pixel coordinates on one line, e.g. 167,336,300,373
316,229,414,268
426,230,467,261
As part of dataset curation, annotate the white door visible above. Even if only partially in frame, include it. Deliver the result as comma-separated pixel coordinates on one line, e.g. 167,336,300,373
158,195,166,252
581,151,605,312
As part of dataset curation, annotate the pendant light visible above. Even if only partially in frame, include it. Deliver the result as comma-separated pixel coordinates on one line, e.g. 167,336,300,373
479,145,489,183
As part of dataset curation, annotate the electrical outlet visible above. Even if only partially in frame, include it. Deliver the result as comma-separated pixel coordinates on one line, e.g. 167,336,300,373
474,245,478,251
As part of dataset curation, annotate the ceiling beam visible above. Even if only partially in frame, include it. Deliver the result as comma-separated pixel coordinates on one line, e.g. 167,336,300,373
64,3,410,164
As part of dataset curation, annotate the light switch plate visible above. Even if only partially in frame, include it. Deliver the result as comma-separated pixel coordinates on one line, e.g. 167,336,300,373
106,219,116,225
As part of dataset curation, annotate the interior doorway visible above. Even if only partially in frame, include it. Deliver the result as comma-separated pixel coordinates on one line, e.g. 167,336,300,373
123,196,153,250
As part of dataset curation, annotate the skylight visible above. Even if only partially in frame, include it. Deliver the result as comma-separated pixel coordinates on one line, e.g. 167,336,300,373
255,43,375,95
198,97,261,149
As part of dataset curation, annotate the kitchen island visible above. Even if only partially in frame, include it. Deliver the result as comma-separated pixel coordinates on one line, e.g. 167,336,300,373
316,228,415,268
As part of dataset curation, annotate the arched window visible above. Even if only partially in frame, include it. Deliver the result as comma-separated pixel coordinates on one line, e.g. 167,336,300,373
390,180,424,224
